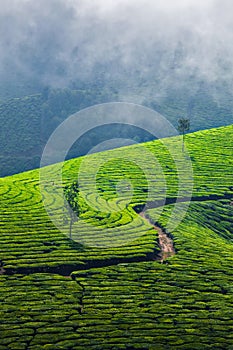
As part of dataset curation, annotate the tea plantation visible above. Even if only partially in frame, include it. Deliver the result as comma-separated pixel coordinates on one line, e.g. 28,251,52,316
0,125,232,349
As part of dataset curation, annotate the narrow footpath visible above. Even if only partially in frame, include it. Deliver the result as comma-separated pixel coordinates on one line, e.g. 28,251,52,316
140,212,175,262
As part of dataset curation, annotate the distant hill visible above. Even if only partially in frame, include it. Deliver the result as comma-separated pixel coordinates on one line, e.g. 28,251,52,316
0,85,232,177
0,88,117,177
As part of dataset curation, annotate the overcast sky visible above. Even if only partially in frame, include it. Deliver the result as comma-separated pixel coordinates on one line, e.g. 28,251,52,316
1,0,233,96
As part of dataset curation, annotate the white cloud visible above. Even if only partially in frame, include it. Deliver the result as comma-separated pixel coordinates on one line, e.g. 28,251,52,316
1,0,233,94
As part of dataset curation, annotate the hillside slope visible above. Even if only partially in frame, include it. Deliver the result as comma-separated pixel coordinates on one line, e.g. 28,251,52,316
0,125,232,349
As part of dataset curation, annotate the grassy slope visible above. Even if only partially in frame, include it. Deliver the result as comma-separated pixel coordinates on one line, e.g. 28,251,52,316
0,125,232,272
0,125,232,349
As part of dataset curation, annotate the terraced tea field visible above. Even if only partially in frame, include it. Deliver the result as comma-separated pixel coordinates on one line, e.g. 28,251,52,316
0,125,232,349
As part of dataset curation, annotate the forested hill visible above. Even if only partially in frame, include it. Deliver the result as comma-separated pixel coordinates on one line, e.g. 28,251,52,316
0,88,116,177
0,86,233,177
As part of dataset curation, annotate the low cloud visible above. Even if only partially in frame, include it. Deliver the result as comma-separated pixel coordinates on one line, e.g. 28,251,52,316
1,0,233,99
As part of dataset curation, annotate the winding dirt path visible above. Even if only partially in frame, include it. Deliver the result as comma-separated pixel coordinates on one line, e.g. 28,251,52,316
140,212,175,262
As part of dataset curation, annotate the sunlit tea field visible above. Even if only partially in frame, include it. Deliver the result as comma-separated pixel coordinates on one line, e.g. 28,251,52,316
0,125,232,349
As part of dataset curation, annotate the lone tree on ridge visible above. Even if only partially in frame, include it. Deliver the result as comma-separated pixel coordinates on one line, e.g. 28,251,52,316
178,117,190,151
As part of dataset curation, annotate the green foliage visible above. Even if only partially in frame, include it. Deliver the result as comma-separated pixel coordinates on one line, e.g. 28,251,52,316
0,125,232,271
64,181,80,239
0,274,83,349
64,181,80,216
178,117,190,135
0,125,233,348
